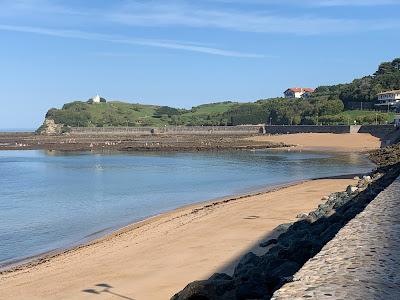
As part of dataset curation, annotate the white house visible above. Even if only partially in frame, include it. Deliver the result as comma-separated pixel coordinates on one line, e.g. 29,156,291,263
92,94,101,103
375,90,400,110
284,88,315,99
88,94,106,104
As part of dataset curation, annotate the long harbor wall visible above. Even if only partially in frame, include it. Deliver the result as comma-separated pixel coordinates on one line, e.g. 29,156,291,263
264,124,397,135
69,124,399,140
70,125,264,135
264,124,400,143
265,125,351,134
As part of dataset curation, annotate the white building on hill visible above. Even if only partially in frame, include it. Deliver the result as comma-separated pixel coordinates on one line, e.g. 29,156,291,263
284,88,315,99
92,94,101,103
88,94,106,104
375,90,400,110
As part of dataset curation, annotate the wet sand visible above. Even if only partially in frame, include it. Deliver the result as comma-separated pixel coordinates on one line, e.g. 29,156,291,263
0,178,358,300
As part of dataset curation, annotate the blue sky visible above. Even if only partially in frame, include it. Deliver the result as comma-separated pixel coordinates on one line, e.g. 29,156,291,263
0,0,399,128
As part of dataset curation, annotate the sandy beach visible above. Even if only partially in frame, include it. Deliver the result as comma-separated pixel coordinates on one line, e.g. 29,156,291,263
0,177,358,300
248,133,382,152
0,133,381,300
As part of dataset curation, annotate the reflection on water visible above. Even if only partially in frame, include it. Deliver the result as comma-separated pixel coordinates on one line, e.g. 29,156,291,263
0,150,374,266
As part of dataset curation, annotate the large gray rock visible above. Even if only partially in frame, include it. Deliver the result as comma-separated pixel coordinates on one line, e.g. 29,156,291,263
346,185,358,195
37,119,67,135
171,279,235,300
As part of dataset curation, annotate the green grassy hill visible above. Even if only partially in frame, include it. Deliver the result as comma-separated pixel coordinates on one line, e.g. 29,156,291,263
42,58,399,129
44,101,240,128
45,101,161,127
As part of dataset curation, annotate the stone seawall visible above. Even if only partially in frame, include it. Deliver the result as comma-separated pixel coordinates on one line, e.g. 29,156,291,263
70,127,155,135
70,126,264,135
67,125,399,144
265,124,399,141
265,125,351,134
358,125,400,144
264,124,396,134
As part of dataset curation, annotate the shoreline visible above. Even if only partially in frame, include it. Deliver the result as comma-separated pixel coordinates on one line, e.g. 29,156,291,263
0,171,367,275
0,179,307,273
0,174,366,299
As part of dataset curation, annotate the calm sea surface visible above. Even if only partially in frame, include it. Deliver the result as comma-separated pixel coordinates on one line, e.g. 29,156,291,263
0,150,374,266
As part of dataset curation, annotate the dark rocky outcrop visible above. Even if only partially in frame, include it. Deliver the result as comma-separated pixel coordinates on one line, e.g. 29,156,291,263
172,160,400,300
36,119,69,135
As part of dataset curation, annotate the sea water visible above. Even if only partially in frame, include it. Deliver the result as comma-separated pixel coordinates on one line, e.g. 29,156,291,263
0,150,374,266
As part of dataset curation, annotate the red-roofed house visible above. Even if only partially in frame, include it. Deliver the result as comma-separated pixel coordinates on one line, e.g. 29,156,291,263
284,88,315,99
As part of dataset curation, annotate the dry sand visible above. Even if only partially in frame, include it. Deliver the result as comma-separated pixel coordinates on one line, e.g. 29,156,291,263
248,133,381,151
0,178,358,300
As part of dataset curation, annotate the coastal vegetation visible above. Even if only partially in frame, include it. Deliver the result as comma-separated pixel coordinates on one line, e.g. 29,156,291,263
314,58,400,108
42,58,399,128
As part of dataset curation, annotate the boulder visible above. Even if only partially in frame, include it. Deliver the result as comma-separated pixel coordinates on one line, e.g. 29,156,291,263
278,239,321,265
346,185,358,195
332,195,351,209
209,273,232,281
274,223,293,233
235,284,271,300
362,175,372,182
270,260,300,279
296,213,308,219
234,252,260,274
233,264,277,296
319,222,343,243
171,279,235,300
260,239,278,248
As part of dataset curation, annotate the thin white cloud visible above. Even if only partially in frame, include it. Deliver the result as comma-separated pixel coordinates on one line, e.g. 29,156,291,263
0,24,265,58
109,2,400,35
0,0,87,16
314,0,399,6
212,0,399,6
1,0,399,37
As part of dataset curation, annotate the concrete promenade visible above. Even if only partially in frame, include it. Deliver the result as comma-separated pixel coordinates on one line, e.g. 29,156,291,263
272,177,400,300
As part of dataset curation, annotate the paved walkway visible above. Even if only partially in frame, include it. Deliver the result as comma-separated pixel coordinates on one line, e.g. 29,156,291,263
272,177,400,300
